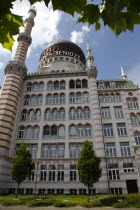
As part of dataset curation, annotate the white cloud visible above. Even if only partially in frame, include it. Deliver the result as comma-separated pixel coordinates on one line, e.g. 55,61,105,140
11,0,62,58
127,62,140,86
70,25,91,45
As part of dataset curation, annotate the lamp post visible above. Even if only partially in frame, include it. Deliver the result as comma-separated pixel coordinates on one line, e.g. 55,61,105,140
34,162,39,199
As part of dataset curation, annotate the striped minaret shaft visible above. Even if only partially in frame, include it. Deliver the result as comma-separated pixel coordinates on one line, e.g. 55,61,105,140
86,42,109,193
0,7,36,156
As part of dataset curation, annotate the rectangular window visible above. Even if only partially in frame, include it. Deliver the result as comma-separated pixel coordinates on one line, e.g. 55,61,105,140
58,144,64,158
110,188,122,194
70,189,77,194
38,189,45,194
50,144,57,158
58,165,64,181
49,165,55,181
101,107,111,118
114,106,123,118
57,189,64,194
103,124,114,137
108,163,120,180
79,189,86,195
48,189,54,194
123,163,134,172
70,165,76,181
120,142,131,156
31,145,37,159
105,143,117,157
28,171,35,181
117,123,127,136
77,144,83,157
42,145,49,158
40,165,47,181
70,144,76,158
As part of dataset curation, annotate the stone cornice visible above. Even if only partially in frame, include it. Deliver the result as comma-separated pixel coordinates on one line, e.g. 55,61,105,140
5,61,28,79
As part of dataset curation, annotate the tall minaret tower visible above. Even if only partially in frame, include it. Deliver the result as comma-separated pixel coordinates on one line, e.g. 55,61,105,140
120,64,128,80
86,42,109,193
0,7,36,157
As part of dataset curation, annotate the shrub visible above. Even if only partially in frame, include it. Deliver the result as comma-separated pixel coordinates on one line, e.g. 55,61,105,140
2,199,23,206
81,200,103,208
100,195,126,206
53,200,77,207
113,195,140,208
26,199,55,207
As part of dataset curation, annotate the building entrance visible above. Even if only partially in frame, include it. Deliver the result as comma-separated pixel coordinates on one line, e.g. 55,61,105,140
126,180,138,194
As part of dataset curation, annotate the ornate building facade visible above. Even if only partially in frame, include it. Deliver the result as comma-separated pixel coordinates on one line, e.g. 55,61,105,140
0,7,140,195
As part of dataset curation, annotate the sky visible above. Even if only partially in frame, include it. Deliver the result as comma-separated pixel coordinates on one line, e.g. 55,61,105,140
0,0,140,86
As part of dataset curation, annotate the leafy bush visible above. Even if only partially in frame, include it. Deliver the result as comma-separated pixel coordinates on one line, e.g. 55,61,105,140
53,200,77,207
100,195,126,206
113,195,140,208
2,199,23,206
26,199,55,207
81,200,103,208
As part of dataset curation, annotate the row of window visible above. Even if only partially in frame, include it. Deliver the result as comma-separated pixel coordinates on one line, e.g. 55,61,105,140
101,106,123,118
26,79,88,92
105,142,131,157
24,92,89,105
9,188,96,195
103,123,127,137
18,124,92,139
99,93,121,103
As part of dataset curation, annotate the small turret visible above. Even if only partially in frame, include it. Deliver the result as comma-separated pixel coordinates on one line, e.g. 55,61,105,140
120,64,128,80
86,41,97,78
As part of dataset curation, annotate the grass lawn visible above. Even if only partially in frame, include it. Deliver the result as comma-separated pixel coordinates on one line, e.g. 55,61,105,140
0,193,140,208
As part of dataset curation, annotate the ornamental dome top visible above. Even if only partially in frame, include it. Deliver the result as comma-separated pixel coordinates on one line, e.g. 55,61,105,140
39,40,86,65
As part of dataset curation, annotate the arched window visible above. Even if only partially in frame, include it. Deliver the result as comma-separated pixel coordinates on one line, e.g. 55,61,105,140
84,107,90,118
82,79,88,88
38,82,44,91
43,125,50,137
18,126,25,138
76,80,81,88
52,109,58,120
44,109,51,120
133,98,139,109
46,94,52,104
59,125,65,137
60,81,65,89
33,126,39,138
134,131,140,145
69,80,75,89
28,110,34,121
60,93,65,103
77,125,84,137
76,92,81,103
30,95,36,105
70,125,76,137
35,109,41,121
59,108,65,120
69,108,75,119
26,126,33,139
77,108,83,119
21,110,27,121
32,82,38,91
53,94,59,104
85,124,92,137
26,83,32,91
54,81,59,90
51,125,57,137
24,95,30,105
37,95,42,105
47,81,53,90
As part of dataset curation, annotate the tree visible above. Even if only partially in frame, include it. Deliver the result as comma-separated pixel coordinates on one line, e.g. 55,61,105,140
77,140,102,195
11,143,35,194
1,0,140,51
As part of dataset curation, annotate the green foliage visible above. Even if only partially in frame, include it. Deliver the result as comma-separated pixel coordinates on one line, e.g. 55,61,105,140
26,199,55,207
77,140,102,193
11,143,35,188
113,194,140,208
82,199,103,208
2,199,23,206
54,200,77,207
100,195,126,206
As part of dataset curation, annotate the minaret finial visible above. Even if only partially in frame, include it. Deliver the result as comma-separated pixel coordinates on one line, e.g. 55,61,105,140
120,64,127,80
